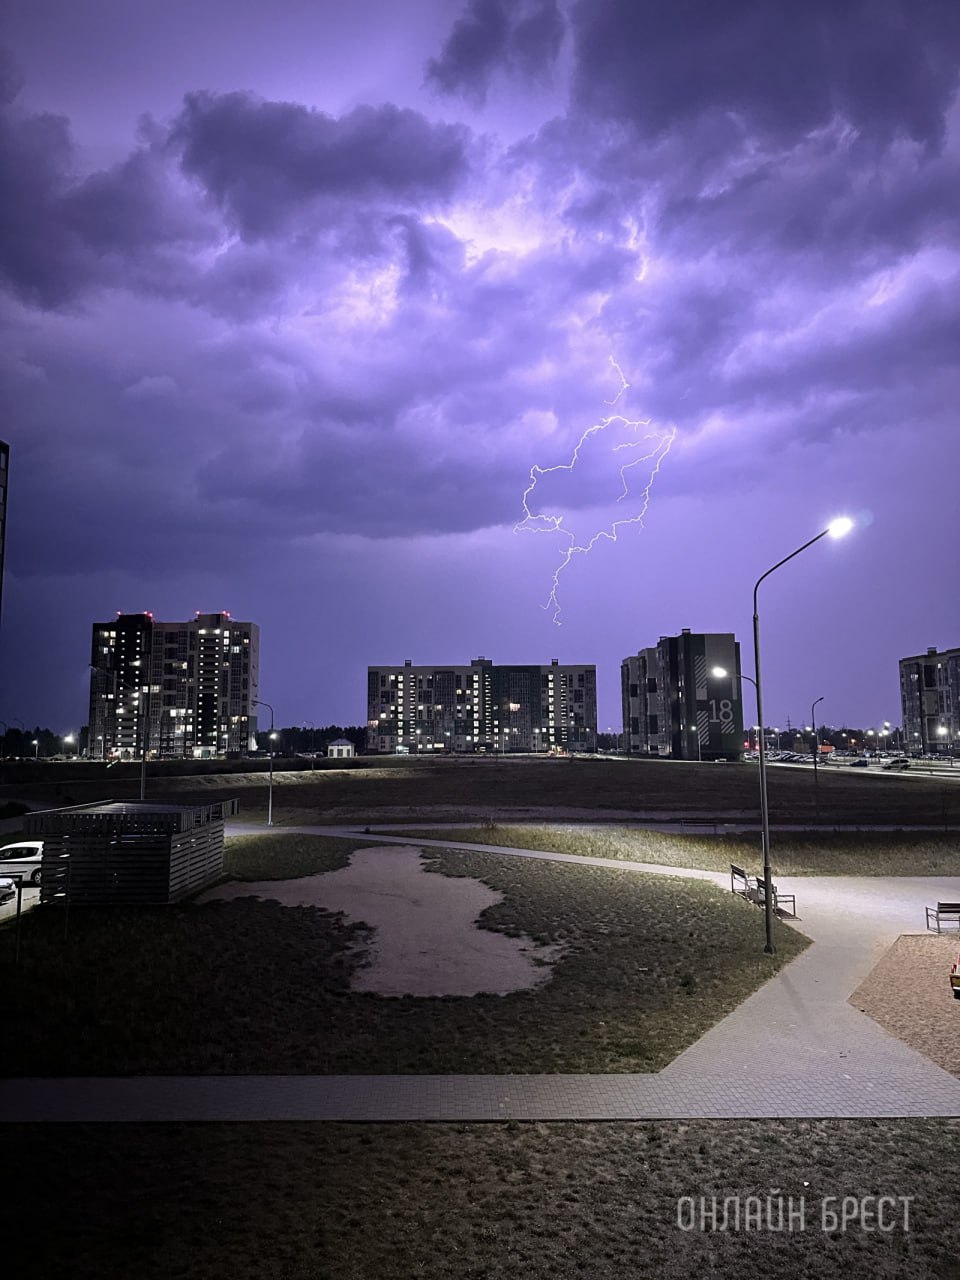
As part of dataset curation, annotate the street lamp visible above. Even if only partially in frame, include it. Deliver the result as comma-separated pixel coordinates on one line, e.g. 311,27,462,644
126,657,151,801
811,696,824,821
32,739,39,759
64,733,79,760
712,666,756,758
751,515,853,954
253,698,275,826
688,725,702,762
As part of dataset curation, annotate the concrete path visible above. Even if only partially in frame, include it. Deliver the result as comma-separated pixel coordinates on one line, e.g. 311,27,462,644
3,828,960,1122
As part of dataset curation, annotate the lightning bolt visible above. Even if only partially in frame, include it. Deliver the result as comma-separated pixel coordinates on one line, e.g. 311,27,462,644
514,358,676,625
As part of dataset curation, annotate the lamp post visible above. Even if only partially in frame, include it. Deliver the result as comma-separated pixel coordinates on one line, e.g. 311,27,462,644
253,698,275,826
811,696,824,821
689,725,702,762
139,682,149,801
32,739,39,759
64,733,78,760
752,516,853,953
126,656,150,801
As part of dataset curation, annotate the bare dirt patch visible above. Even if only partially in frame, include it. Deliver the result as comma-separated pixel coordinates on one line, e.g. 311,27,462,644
850,933,960,1077
202,845,562,997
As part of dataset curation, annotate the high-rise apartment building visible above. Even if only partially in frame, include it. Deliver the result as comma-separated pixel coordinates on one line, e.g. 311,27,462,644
89,611,260,759
900,645,960,755
0,440,8,628
622,629,744,760
367,657,597,754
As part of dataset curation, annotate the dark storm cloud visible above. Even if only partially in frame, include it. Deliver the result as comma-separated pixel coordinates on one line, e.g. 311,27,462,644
3,5,959,566
172,91,472,238
66,146,207,256
387,214,467,294
571,0,960,151
0,100,86,305
0,84,474,316
0,91,212,307
191,415,500,540
426,0,564,103
649,128,960,279
0,44,23,104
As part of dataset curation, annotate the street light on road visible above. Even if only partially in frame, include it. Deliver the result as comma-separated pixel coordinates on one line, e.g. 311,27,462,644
253,698,276,826
751,516,853,953
32,738,39,759
712,667,755,758
811,696,824,820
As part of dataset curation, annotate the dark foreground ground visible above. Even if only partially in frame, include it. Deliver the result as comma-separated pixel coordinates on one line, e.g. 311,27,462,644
3,1120,958,1280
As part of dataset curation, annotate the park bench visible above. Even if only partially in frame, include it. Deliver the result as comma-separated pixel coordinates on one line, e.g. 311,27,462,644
752,873,797,918
925,902,960,934
730,864,758,901
730,863,798,917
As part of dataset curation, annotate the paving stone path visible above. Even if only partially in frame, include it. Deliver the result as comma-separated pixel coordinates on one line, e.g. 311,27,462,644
3,825,959,1122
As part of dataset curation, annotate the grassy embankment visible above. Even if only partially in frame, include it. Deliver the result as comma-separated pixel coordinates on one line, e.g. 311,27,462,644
383,823,960,877
3,754,956,828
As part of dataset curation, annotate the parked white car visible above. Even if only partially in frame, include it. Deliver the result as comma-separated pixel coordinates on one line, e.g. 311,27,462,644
0,840,43,885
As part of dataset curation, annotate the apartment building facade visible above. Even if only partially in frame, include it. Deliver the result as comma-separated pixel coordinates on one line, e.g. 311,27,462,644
367,656,598,754
622,629,744,760
900,645,960,755
89,611,259,759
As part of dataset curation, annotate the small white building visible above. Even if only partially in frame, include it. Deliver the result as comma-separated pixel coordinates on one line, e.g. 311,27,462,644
327,737,355,759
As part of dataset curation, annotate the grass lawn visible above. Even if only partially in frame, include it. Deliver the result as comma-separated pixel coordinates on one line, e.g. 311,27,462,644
384,824,960,877
0,834,806,1076
3,1120,958,1279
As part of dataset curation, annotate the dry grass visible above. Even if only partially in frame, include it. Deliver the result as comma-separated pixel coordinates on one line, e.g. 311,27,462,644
222,830,375,879
851,933,960,1077
386,823,960,877
3,1119,958,1279
0,836,806,1076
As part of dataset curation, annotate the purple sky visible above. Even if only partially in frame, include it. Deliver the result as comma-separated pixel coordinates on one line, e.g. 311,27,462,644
1,0,958,737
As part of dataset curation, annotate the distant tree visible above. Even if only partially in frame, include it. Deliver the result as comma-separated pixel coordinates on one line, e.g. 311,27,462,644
0,725,60,758
256,724,367,755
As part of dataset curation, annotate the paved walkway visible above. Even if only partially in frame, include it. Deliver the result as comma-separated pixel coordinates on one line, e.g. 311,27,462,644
3,828,960,1122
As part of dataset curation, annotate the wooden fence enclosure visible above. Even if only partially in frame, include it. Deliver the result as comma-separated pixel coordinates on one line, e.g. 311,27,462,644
25,800,237,905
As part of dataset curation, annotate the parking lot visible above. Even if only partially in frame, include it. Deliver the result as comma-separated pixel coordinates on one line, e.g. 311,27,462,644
0,882,40,923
